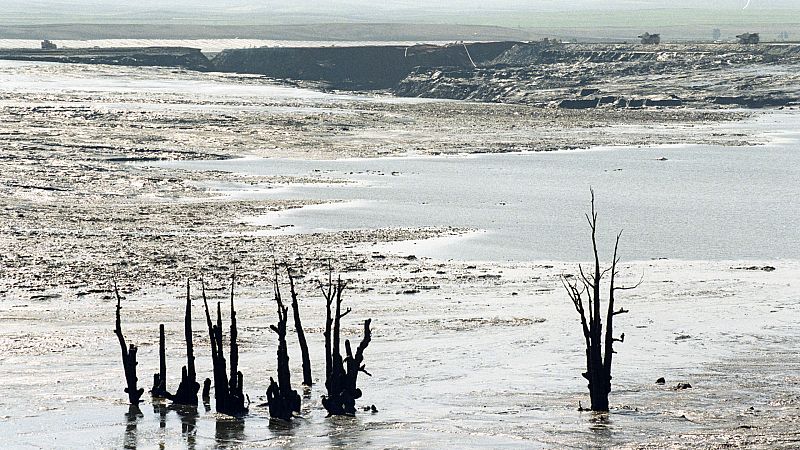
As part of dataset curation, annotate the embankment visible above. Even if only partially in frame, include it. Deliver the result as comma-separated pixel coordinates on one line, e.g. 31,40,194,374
2,41,799,109
394,42,800,108
210,42,517,89
0,47,211,70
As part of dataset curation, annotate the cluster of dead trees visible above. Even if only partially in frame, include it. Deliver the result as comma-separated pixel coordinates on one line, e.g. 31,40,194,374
113,265,373,422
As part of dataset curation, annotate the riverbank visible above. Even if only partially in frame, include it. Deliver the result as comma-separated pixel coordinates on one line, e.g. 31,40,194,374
2,42,800,109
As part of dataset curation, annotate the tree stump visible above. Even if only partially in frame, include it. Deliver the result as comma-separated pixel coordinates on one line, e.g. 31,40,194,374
150,324,168,398
166,280,200,405
114,283,144,405
287,266,313,387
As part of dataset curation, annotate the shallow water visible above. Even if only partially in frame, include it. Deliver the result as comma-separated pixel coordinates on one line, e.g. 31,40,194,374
2,260,799,449
154,114,800,262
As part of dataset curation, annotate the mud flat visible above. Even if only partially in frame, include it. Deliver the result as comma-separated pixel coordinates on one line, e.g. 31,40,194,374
0,60,762,293
1,259,799,448
0,59,798,448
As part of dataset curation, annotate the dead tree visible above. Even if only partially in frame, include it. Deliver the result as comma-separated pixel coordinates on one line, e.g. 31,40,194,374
320,272,373,416
167,279,200,405
202,274,248,416
561,190,639,412
113,283,144,404
150,324,168,397
287,266,313,387
202,378,211,402
265,267,301,421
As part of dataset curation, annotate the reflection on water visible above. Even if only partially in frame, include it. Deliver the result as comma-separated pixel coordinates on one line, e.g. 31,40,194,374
326,415,363,449
123,405,143,450
215,417,246,448
588,412,613,439
175,406,198,450
153,401,168,429
268,416,295,431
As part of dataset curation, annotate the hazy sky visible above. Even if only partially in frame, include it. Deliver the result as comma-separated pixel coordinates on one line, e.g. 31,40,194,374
4,0,797,27
10,0,799,12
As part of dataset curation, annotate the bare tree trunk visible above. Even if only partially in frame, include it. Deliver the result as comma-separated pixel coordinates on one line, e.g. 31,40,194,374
323,270,334,393
202,275,247,417
113,283,144,405
266,267,301,421
287,266,313,387
150,324,168,397
561,189,636,412
229,273,239,400
168,280,200,405
320,272,373,416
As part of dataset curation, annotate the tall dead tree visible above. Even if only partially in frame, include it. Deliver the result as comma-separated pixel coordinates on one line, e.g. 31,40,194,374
561,190,639,412
265,267,301,421
287,266,313,387
113,283,144,404
167,279,200,405
150,324,168,397
320,272,373,416
202,274,248,416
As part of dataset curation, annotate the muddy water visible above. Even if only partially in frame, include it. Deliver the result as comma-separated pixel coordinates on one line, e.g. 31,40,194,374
154,112,800,262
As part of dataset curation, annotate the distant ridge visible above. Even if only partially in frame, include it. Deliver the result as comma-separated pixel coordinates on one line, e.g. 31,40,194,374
0,23,533,42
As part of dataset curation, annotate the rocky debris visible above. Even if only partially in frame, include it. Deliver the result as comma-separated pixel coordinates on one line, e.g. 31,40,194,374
711,96,792,108
558,96,684,109
559,99,599,109
394,43,800,109
733,265,776,272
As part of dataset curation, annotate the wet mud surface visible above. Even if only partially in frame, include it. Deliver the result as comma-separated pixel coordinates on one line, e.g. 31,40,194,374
1,60,799,448
1,260,799,448
0,61,757,294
